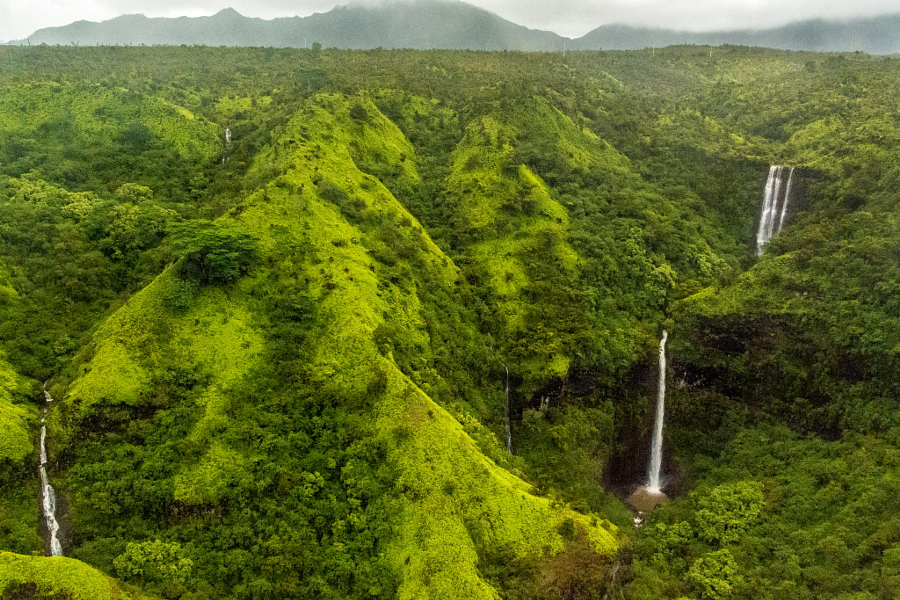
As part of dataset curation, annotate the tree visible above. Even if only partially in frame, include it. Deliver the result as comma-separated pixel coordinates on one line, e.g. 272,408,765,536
170,220,259,285
694,481,765,545
114,539,194,586
686,549,741,600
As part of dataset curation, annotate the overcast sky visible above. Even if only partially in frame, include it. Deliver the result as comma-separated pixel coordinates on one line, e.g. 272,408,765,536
1,0,898,43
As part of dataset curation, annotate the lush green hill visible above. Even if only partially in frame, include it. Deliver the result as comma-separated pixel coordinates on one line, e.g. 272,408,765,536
0,45,898,599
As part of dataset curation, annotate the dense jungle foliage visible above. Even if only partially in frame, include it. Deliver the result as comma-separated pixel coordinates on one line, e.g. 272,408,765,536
0,43,898,600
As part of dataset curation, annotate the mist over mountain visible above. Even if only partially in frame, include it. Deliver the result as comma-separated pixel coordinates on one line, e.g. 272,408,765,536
572,14,900,53
16,2,566,51
10,0,900,53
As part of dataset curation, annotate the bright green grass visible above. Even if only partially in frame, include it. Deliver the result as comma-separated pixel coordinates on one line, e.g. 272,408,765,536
0,552,156,599
0,357,34,462
251,93,618,597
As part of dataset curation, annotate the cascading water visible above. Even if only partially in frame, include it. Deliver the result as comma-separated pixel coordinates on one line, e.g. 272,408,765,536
646,330,668,494
39,388,63,557
756,165,795,255
777,167,794,233
502,362,512,454
225,128,232,144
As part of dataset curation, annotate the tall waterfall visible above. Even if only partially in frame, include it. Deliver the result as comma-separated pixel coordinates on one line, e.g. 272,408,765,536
647,331,668,494
225,128,232,144
502,362,512,454
39,389,63,557
756,165,794,255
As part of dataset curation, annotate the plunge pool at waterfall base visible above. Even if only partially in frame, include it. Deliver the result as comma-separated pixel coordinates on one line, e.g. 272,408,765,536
625,485,669,513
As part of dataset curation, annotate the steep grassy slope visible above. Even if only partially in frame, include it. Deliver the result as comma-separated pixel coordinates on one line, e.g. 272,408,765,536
0,552,157,600
52,93,619,600
445,111,581,388
0,353,40,556
0,360,32,463
0,84,223,378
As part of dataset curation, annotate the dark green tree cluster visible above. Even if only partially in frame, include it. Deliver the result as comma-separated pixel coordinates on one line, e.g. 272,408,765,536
169,221,259,285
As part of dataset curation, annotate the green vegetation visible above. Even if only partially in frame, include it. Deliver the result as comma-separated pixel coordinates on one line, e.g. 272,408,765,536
0,552,157,599
169,221,260,285
0,44,897,599
0,355,40,556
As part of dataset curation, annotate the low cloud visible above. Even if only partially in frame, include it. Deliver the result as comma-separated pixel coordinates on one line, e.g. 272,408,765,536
3,0,900,43
93,0,340,19
489,0,900,37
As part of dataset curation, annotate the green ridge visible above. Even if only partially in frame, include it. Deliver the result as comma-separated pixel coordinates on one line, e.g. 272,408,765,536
55,92,618,599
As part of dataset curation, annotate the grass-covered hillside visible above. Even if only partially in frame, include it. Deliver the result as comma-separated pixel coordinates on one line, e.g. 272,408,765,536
0,44,899,599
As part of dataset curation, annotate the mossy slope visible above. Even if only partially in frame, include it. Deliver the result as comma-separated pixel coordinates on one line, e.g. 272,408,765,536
58,93,619,598
227,93,621,596
0,350,41,556
0,552,156,600
0,357,34,463
447,113,579,387
440,96,698,391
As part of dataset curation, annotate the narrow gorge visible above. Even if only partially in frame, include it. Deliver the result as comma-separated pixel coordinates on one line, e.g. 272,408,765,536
38,388,62,557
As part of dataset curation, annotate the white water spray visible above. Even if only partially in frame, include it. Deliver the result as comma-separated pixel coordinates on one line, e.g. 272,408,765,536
777,167,794,233
225,128,232,144
39,388,63,557
756,166,795,255
647,331,668,494
502,362,512,454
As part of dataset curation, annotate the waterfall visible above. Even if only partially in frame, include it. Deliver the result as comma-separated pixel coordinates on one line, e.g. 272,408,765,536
777,167,794,233
756,165,795,255
647,330,668,494
39,389,63,557
225,128,232,144
502,362,512,454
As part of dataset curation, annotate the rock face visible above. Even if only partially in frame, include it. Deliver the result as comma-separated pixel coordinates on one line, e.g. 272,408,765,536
626,486,669,512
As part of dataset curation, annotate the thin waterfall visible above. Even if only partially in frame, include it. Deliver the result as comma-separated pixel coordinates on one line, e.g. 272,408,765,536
225,128,232,144
502,362,512,454
647,331,668,494
756,165,795,255
777,167,794,232
39,388,63,557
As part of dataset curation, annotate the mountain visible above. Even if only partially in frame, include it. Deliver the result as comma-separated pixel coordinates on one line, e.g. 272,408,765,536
12,1,900,53
572,13,900,53
18,1,567,51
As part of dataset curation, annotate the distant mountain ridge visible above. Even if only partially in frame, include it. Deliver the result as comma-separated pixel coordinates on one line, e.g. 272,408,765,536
10,1,900,54
13,2,566,51
572,14,900,54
